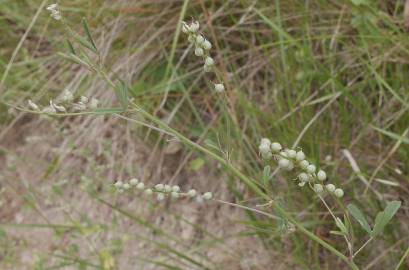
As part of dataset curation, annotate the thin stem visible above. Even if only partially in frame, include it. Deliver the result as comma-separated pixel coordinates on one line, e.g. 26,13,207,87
353,237,373,258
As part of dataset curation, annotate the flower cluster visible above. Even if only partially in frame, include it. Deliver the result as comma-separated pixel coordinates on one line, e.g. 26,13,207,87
27,90,99,114
181,20,224,93
114,178,213,202
46,4,61,21
259,138,344,198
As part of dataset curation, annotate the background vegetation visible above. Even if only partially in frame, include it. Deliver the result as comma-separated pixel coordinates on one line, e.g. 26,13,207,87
0,0,408,269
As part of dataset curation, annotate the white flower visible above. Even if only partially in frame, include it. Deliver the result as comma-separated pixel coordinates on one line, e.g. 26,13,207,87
270,142,282,152
114,181,123,189
73,102,87,111
278,158,290,169
317,170,327,181
51,101,66,112
299,160,309,169
306,164,316,174
203,64,212,72
195,47,204,56
187,189,197,197
62,90,74,102
89,98,99,109
136,182,145,190
164,185,172,193
196,35,205,45
214,83,225,93
80,96,89,103
172,185,180,192
298,173,309,182
171,192,180,198
313,184,324,193
295,151,305,161
202,40,212,50
155,184,164,191
145,188,153,195
46,4,61,20
123,183,130,190
326,184,336,193
286,149,297,159
260,138,271,146
189,21,200,33
157,193,165,201
334,188,344,198
202,192,212,200
28,100,39,111
130,178,139,186
205,57,214,66
42,105,56,114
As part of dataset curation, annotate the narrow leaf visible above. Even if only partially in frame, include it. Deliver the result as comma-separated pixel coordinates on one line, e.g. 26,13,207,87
66,39,76,55
347,204,372,234
371,201,401,237
93,107,124,115
115,80,128,110
372,126,409,145
262,165,271,187
81,18,97,51
335,217,348,235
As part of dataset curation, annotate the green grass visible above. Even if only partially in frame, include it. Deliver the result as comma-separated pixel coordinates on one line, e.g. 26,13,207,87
0,0,408,269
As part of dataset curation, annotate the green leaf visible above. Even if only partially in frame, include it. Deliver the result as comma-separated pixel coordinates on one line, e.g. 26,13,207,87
262,165,271,187
372,126,409,145
350,0,369,6
81,18,97,52
66,39,76,55
371,201,401,237
115,80,128,110
347,204,372,235
335,217,348,235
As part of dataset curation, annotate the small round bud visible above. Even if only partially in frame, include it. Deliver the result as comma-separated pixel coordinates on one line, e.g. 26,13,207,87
278,158,290,169
172,185,180,192
286,149,297,159
189,21,199,33
157,193,165,201
155,184,164,191
145,188,153,195
187,189,197,197
285,161,294,171
314,184,324,193
62,90,74,102
196,35,205,45
214,83,225,93
270,142,282,152
202,40,212,50
129,178,139,186
202,192,212,200
136,182,145,190
203,64,212,72
114,181,123,189
28,100,39,111
205,57,214,66
260,138,271,146
317,170,327,181
80,96,89,103
164,185,172,193
123,183,130,190
195,47,204,56
89,98,99,109
298,173,309,182
171,192,180,198
306,164,316,174
259,143,271,154
261,151,273,160
299,160,309,169
326,184,336,193
295,151,305,161
334,188,344,198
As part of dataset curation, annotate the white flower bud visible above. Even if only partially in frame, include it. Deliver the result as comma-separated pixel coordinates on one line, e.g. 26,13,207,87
317,170,327,181
172,185,180,192
196,35,205,45
187,189,197,197
42,106,56,114
123,183,130,190
164,184,172,192
114,181,123,189
28,100,39,111
62,90,74,102
89,98,99,109
155,184,164,191
306,164,316,174
195,47,204,56
334,188,344,198
51,101,66,112
214,83,225,93
129,178,139,186
261,151,273,160
285,161,294,171
278,158,290,169
203,64,212,72
182,22,189,33
286,149,297,159
270,142,282,152
80,96,89,103
136,182,145,190
145,188,153,195
299,160,309,169
189,21,200,33
298,173,309,182
157,193,165,201
314,184,324,193
295,151,305,161
260,138,271,146
171,192,180,198
202,40,212,50
202,192,212,200
205,57,214,66
326,184,336,193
